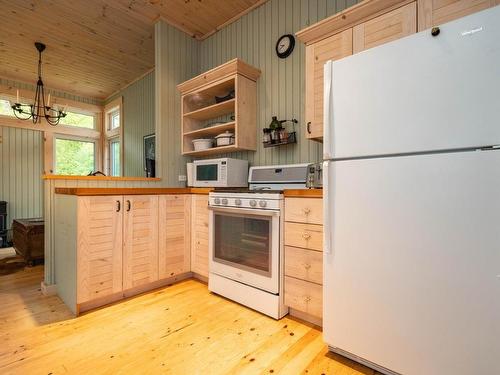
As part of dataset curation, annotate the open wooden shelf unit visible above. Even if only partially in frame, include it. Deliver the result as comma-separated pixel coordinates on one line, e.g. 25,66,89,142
177,58,261,157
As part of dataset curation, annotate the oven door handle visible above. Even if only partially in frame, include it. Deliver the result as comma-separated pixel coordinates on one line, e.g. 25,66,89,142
208,206,280,217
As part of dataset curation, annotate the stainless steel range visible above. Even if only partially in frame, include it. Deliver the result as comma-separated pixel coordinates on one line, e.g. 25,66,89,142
208,163,311,319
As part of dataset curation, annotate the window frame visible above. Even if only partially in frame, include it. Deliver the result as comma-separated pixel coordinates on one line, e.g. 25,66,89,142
103,96,123,177
108,136,121,177
53,134,99,176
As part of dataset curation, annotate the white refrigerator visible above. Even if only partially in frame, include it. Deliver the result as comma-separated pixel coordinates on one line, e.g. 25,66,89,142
322,6,500,375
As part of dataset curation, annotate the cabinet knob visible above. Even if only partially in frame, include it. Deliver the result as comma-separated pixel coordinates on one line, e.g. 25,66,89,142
116,200,121,212
304,296,311,303
302,232,311,240
126,200,131,211
302,207,311,215
303,263,311,270
431,27,440,37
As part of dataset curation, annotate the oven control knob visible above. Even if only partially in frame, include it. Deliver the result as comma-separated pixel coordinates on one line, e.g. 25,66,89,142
249,199,257,207
235,199,242,205
259,200,267,208
214,198,221,205
221,198,228,205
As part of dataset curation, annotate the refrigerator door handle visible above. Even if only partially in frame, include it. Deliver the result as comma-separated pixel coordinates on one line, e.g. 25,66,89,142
323,61,333,160
323,160,332,255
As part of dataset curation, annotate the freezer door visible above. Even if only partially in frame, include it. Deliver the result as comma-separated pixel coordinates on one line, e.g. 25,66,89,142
327,6,500,159
323,150,500,375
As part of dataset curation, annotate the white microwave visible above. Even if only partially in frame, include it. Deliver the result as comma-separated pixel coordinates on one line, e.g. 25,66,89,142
189,158,249,187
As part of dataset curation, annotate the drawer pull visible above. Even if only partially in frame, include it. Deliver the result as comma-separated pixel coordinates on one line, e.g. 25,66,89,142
302,232,311,240
304,296,311,303
303,263,311,270
302,207,311,215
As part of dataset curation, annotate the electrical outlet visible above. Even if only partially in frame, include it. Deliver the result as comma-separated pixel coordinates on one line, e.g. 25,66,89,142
178,175,187,182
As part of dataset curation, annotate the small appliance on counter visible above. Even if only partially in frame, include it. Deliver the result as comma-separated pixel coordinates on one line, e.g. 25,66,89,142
190,158,248,187
207,162,316,320
306,163,322,188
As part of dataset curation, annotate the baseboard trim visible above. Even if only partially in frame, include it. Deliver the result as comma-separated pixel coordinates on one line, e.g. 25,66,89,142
289,307,322,327
41,281,57,296
192,272,208,284
77,272,193,315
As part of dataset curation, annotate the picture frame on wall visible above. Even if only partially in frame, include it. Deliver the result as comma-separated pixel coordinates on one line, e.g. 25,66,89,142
143,133,156,178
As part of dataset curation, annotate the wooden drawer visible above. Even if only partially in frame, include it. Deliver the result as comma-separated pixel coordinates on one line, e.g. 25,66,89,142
285,246,322,285
285,198,323,224
284,222,323,251
284,276,322,318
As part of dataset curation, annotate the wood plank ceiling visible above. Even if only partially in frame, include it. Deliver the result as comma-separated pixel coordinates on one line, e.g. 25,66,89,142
0,0,265,100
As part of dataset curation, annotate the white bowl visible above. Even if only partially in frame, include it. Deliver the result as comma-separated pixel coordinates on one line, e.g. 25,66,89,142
192,138,213,151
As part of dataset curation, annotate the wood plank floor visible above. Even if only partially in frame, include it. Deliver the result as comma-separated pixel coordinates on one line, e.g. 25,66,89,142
0,266,377,375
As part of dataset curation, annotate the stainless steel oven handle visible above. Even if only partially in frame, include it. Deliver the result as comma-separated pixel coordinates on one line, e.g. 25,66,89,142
208,206,279,217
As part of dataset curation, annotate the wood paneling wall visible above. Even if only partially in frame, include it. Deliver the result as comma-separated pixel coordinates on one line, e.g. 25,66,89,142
0,126,43,231
198,0,360,165
106,71,155,177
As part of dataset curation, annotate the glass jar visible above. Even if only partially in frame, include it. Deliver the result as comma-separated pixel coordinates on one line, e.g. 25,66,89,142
262,128,271,143
279,126,288,142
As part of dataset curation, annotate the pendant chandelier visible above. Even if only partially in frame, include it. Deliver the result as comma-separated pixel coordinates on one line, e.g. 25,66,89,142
11,42,67,126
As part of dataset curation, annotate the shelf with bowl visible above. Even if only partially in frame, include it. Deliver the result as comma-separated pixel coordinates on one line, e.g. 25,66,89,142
183,145,240,157
177,58,261,157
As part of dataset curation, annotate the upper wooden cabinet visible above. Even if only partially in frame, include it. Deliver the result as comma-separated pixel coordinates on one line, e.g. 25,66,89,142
418,0,499,31
76,195,123,304
305,29,353,140
159,195,191,279
353,2,417,53
177,59,261,157
123,195,159,290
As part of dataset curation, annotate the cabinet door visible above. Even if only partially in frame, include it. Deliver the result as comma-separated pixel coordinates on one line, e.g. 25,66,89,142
353,2,417,53
418,0,498,31
158,195,191,279
77,196,123,304
191,194,209,278
305,29,352,140
123,195,159,290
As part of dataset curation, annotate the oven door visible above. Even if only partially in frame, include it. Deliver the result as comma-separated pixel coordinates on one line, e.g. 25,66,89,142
209,206,280,294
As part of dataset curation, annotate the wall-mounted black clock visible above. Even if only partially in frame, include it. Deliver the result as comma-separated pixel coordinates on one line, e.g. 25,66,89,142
276,34,295,59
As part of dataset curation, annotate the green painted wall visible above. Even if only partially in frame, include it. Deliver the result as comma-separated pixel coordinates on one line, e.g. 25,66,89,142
106,71,155,177
0,125,44,231
155,20,200,186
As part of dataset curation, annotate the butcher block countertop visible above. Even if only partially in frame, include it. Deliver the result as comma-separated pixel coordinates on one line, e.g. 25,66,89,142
283,189,322,198
55,187,322,197
54,187,213,196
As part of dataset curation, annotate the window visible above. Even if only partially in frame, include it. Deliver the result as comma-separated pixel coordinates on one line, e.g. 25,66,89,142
109,138,121,177
0,99,13,116
104,97,123,176
54,137,96,175
59,111,96,129
109,109,120,130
